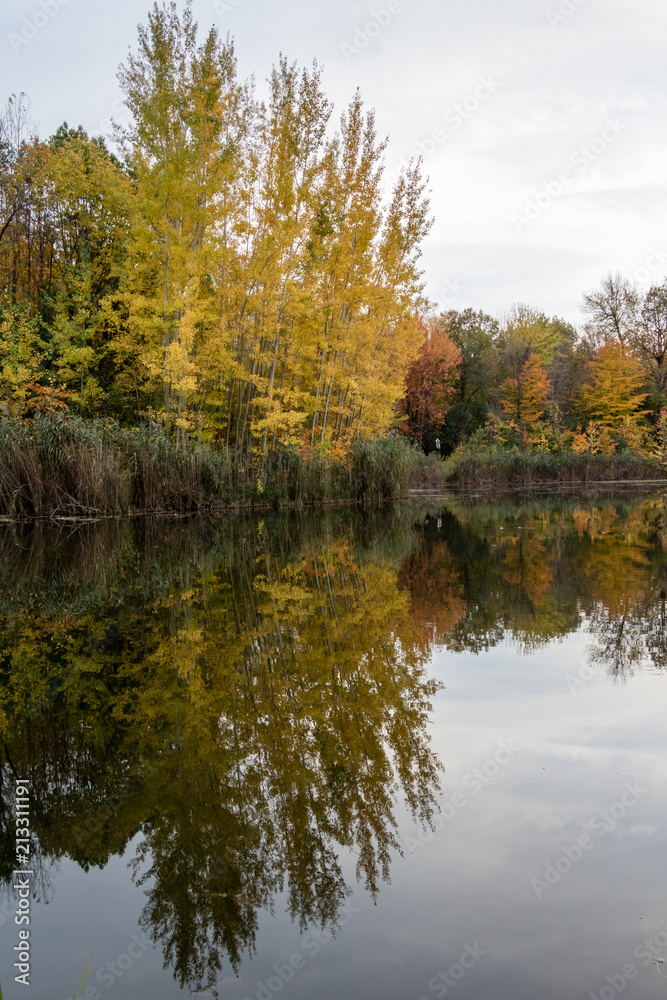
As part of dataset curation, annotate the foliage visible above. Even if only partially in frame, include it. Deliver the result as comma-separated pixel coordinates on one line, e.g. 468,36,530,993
500,351,550,427
578,343,648,428
3,12,667,482
0,7,431,455
399,324,461,448
502,303,576,367
403,288,663,472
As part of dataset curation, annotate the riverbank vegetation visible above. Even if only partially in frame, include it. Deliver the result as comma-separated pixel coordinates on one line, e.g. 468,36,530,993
0,0,439,514
401,284,667,485
0,417,444,517
0,4,430,457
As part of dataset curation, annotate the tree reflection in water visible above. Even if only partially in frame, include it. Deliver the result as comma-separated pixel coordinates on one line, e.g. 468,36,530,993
402,495,667,675
0,511,441,989
2,495,667,989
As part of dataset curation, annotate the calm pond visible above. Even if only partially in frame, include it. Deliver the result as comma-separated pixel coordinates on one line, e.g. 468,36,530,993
2,494,667,1000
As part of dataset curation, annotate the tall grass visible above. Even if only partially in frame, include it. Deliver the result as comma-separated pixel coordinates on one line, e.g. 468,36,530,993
0,417,440,519
443,444,667,488
0,416,126,517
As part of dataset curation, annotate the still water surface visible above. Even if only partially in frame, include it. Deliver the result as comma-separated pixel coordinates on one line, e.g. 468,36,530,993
2,494,667,999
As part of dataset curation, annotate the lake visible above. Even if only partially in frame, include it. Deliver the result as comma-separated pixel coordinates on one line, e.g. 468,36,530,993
2,492,667,1000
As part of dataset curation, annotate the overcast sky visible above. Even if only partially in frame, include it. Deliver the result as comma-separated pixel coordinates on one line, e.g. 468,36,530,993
2,0,666,325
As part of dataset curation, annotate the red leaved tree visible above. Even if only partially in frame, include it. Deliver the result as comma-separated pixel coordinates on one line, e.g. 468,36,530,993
400,329,461,449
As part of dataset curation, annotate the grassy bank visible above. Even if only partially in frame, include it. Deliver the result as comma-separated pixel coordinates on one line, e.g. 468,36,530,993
7,417,663,519
0,416,443,519
443,445,667,488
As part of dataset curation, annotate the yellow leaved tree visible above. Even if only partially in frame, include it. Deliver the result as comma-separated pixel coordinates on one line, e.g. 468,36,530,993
111,1,431,453
578,343,647,429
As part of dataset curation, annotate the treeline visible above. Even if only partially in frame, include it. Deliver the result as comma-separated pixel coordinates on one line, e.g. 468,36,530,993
0,1,430,457
401,277,667,469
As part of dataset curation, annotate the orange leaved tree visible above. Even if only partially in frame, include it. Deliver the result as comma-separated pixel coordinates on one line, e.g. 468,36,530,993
400,328,461,449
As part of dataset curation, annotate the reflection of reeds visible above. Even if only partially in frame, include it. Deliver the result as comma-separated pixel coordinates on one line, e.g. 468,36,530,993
74,954,94,999
0,520,132,616
0,506,418,618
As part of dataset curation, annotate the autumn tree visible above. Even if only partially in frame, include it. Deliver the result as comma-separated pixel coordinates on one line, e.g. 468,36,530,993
114,2,248,442
578,343,647,428
500,348,550,426
400,324,461,449
547,339,591,432
0,108,133,416
109,1,431,452
581,272,667,419
502,303,576,366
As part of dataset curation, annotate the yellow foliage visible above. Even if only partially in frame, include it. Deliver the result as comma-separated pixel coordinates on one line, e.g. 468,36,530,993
572,426,589,454
579,344,647,429
501,352,550,426
586,421,617,455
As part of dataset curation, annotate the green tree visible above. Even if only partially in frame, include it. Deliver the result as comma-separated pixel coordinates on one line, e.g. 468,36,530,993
435,308,498,451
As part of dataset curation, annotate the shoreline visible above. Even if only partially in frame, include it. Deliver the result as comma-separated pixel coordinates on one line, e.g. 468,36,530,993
1,479,666,523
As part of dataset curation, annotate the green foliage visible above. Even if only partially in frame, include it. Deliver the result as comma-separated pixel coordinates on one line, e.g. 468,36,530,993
501,304,576,367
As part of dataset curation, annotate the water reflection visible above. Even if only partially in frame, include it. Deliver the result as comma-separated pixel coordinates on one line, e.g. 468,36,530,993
1,494,667,992
402,495,667,673
0,511,441,990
